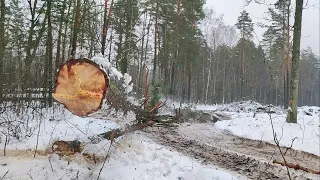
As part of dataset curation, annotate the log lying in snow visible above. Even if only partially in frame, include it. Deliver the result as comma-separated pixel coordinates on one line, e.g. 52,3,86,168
50,109,231,157
273,159,320,174
52,140,82,156
52,120,157,156
212,112,231,122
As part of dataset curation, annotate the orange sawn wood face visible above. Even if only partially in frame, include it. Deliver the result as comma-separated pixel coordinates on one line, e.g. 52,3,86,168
53,59,109,116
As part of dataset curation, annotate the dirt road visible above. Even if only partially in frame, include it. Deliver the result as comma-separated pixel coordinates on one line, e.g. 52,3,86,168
146,123,320,180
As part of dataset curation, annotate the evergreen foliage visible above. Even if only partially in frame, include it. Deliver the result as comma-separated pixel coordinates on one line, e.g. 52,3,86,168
0,0,318,109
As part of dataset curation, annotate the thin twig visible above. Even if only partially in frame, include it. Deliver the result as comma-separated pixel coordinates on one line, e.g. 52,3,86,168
268,112,292,180
34,115,42,158
48,157,54,172
0,170,9,180
96,130,116,180
3,135,8,156
27,172,34,180
284,137,297,156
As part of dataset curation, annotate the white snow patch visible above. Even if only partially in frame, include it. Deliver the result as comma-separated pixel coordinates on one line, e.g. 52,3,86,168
123,73,133,93
159,100,320,155
91,54,111,69
0,133,242,180
196,102,320,156
0,105,242,180
91,55,134,93
110,67,123,80
123,73,132,85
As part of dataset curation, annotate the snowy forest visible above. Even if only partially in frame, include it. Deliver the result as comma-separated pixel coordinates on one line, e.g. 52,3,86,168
0,0,320,179
0,0,319,107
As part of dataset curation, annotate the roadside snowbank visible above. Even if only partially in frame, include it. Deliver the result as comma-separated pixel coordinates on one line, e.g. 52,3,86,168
190,101,320,156
162,100,319,155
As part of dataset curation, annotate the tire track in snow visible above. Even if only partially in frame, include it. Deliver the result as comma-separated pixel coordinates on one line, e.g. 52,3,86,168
146,123,320,180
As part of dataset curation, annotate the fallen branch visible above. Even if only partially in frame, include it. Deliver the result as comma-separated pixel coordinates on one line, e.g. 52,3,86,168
149,101,163,113
99,120,156,140
273,159,320,174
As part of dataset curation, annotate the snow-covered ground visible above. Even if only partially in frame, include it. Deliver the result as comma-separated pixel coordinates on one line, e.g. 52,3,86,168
164,100,320,156
1,100,319,180
0,104,243,180
214,107,320,156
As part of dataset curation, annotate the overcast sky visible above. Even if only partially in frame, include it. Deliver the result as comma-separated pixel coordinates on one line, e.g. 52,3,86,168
205,0,320,56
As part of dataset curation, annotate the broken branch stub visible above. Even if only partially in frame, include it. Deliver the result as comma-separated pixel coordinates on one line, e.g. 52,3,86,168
53,59,109,116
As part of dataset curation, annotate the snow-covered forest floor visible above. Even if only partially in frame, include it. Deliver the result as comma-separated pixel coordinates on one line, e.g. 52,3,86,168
0,100,319,180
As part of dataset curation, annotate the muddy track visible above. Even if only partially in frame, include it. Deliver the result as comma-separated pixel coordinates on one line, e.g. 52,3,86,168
146,123,320,180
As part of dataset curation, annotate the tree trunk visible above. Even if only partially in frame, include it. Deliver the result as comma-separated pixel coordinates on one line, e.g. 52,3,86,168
285,0,291,108
281,3,287,107
222,59,226,104
25,4,47,96
101,0,109,56
62,0,72,64
287,0,303,123
152,2,159,82
70,0,81,58
24,0,38,92
0,0,5,101
170,0,182,95
205,52,212,104
187,62,192,102
101,0,114,56
55,0,67,71
240,37,245,100
46,0,53,107
108,28,113,62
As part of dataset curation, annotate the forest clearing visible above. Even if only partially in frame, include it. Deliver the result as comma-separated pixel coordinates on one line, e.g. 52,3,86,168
0,0,319,179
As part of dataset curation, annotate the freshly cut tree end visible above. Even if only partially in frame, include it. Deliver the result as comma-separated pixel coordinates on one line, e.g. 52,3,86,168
53,59,109,116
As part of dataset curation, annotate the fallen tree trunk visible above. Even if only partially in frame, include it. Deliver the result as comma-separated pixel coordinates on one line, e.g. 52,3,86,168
273,159,320,174
51,120,157,156
51,98,230,156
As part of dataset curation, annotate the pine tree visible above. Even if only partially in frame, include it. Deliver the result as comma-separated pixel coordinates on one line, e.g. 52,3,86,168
262,0,291,107
299,47,319,105
70,0,81,58
54,0,68,70
45,0,53,106
0,0,5,101
235,10,254,100
113,0,139,74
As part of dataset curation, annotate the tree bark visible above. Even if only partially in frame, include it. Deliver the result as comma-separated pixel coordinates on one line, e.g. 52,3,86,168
24,0,38,92
70,0,81,58
170,0,182,95
46,0,53,107
61,0,72,64
24,2,47,95
101,0,114,56
152,2,159,82
285,0,291,108
0,0,5,101
287,0,303,123
55,0,67,71
205,52,212,104
240,37,245,100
